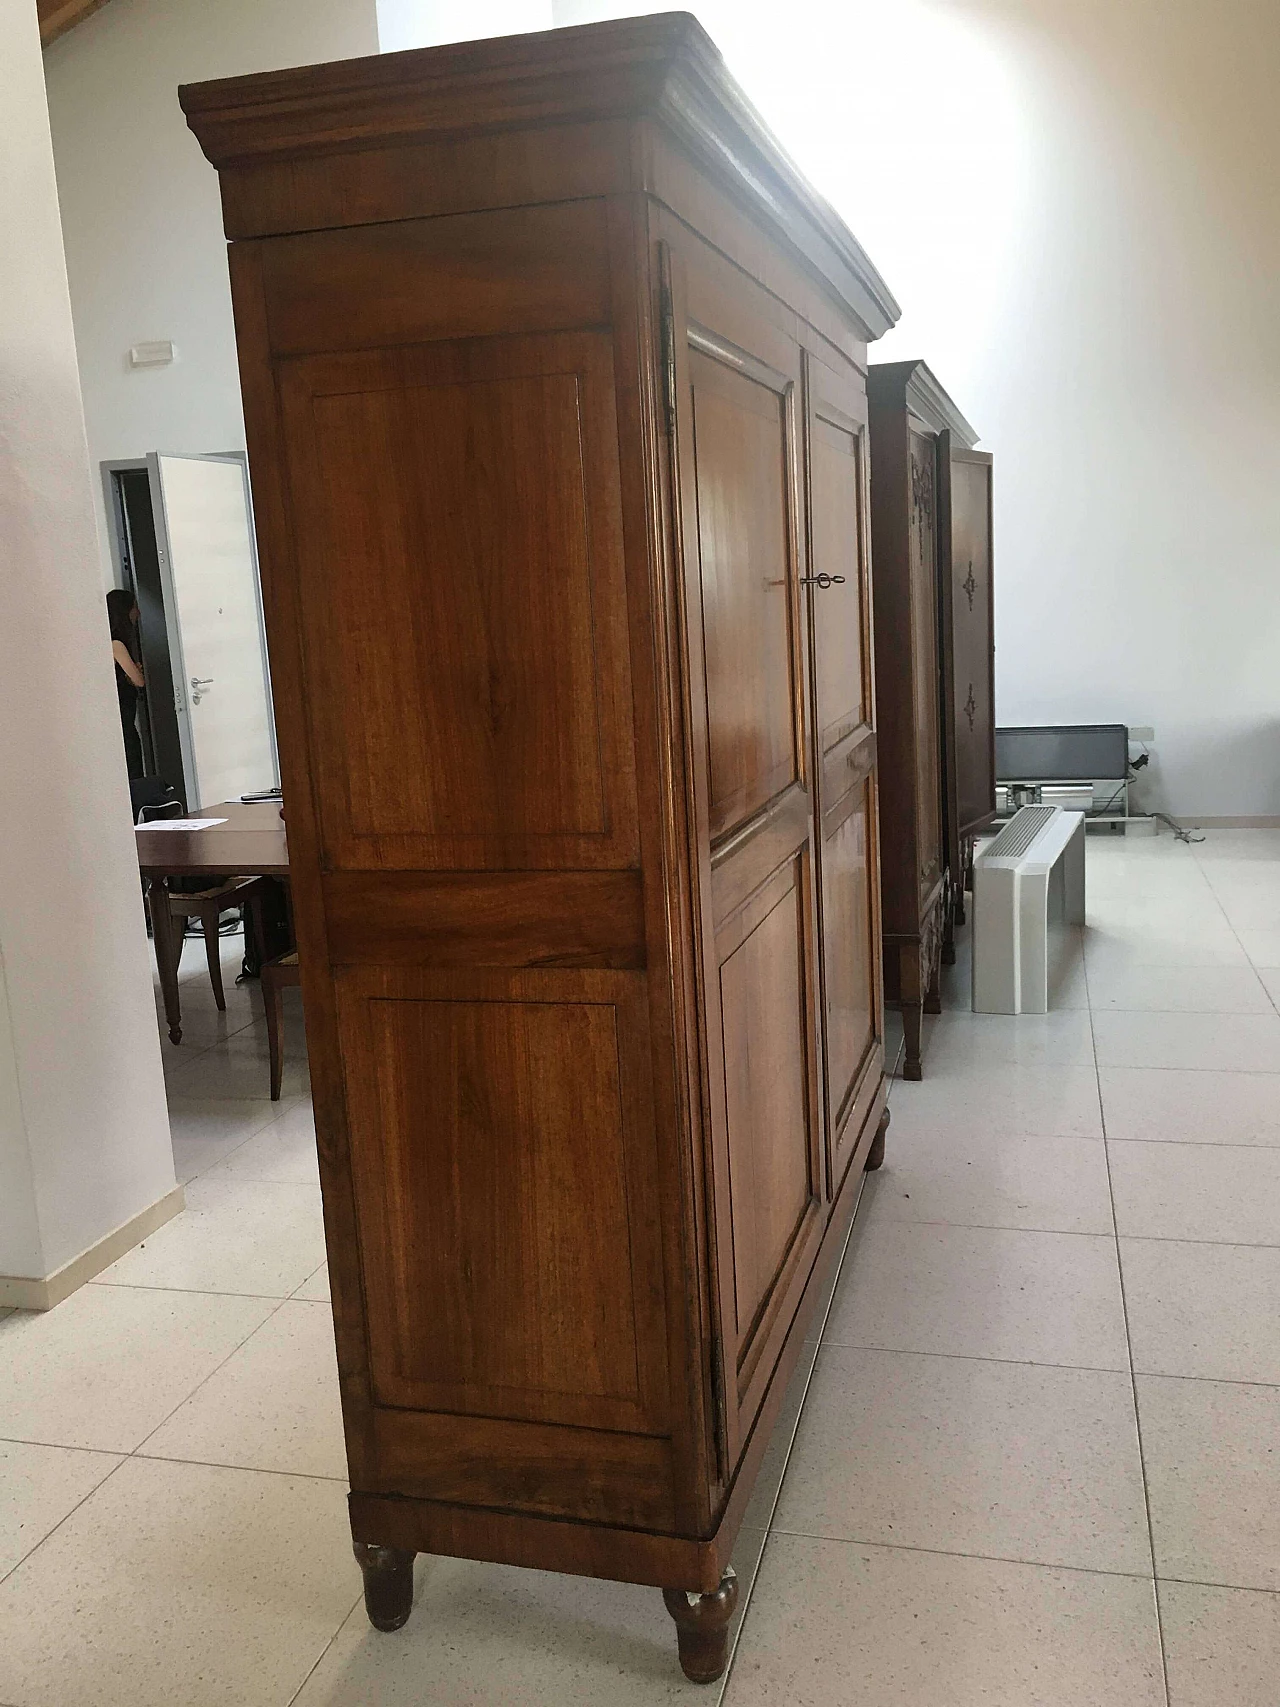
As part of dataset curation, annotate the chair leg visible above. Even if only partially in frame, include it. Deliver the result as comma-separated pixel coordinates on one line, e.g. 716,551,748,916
203,906,226,1011
246,893,267,972
264,972,285,1101
149,880,184,1045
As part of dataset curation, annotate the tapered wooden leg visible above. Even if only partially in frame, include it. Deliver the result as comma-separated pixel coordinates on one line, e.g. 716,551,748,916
663,1568,738,1684
147,878,183,1044
902,1000,923,1080
897,943,925,1081
263,972,285,1102
941,908,956,966
865,1104,890,1171
202,906,227,1011
353,1542,416,1632
923,962,942,1016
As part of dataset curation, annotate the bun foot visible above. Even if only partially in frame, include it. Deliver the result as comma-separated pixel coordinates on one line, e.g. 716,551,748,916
663,1567,738,1683
865,1105,889,1171
354,1541,416,1632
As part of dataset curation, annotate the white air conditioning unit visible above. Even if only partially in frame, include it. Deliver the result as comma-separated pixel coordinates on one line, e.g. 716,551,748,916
996,781,1118,818
973,804,1087,1014
1041,784,1095,814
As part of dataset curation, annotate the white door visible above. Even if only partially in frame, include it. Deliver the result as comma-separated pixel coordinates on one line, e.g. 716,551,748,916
151,453,278,806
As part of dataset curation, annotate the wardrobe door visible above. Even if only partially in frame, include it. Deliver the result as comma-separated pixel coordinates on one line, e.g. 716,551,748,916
908,427,943,907
947,446,996,838
667,246,825,1463
805,352,882,1193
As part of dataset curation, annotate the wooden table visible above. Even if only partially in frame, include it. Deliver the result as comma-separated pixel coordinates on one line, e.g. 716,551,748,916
137,800,289,1045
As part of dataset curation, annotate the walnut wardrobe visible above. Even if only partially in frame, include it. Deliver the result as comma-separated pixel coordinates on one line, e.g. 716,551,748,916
868,361,995,1080
940,437,997,911
183,14,897,1683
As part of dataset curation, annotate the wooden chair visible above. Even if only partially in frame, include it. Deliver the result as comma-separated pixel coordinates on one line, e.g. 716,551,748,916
156,877,270,1039
261,950,301,1100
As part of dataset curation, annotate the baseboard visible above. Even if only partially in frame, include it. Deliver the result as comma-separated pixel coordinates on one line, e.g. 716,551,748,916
1184,816,1280,829
0,1184,185,1311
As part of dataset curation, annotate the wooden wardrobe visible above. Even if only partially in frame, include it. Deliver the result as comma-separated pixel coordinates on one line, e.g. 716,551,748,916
868,361,993,1079
939,438,997,914
183,15,896,1683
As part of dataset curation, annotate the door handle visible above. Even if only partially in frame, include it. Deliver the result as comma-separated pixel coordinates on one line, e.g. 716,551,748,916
798,573,846,589
190,675,213,705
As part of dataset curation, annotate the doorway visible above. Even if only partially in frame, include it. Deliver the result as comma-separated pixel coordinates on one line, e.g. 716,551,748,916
104,453,279,808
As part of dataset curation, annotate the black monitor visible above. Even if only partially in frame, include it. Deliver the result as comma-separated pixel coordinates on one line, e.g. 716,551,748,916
995,724,1129,784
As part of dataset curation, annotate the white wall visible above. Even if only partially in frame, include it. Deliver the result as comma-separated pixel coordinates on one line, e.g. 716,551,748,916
861,0,1280,822
44,0,380,587
59,0,1275,815
0,0,175,1295
402,0,1280,819
378,0,550,51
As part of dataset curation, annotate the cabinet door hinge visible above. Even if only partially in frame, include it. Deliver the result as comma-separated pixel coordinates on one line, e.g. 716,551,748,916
659,269,677,436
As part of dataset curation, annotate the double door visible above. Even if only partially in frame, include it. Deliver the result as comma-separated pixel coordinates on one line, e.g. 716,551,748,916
939,439,996,871
665,242,881,1468
908,427,944,909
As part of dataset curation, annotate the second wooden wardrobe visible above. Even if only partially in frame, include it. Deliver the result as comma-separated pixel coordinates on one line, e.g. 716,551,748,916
869,361,996,1079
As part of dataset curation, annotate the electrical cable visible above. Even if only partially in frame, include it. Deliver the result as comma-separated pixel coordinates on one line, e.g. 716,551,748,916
1000,743,1205,846
1123,745,1205,842
1151,811,1205,844
1092,778,1129,817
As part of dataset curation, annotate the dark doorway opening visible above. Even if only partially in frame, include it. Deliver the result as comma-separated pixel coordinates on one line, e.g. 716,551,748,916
109,466,186,803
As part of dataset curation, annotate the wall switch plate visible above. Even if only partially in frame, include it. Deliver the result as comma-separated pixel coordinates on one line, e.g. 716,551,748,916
1129,726,1155,742
129,340,176,368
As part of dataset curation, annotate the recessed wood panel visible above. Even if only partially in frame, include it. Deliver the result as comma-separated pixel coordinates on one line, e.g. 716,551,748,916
278,327,637,870
321,870,646,969
950,454,995,835
313,371,601,837
909,431,942,896
369,1406,675,1529
689,349,798,840
718,869,815,1352
810,414,866,750
822,786,876,1142
350,994,647,1430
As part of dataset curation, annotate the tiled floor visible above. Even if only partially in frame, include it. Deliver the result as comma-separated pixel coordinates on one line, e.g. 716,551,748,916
2,828,1279,1704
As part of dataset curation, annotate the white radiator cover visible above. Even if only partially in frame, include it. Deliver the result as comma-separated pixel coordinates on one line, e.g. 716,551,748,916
972,805,1086,1014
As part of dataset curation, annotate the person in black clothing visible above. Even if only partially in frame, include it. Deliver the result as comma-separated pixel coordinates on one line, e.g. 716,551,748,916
107,587,145,779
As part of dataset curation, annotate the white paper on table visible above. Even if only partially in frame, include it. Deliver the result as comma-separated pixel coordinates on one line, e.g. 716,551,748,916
137,818,229,830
